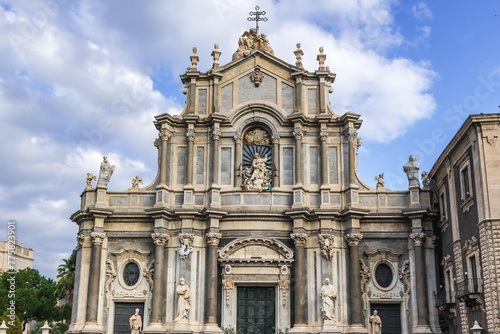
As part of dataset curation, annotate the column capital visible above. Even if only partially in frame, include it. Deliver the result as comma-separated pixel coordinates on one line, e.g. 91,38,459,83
319,132,328,142
345,233,363,246
151,233,169,246
344,128,356,142
90,232,106,245
159,128,172,141
212,130,221,141
206,232,222,246
271,135,280,144
291,233,307,246
293,129,303,141
410,232,426,246
179,233,195,246
77,234,86,249
234,134,242,144
186,132,195,142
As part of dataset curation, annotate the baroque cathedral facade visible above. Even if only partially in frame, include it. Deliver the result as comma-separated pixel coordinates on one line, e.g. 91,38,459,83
68,28,444,334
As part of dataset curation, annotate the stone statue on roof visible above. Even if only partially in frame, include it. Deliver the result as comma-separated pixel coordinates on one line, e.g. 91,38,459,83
232,28,274,60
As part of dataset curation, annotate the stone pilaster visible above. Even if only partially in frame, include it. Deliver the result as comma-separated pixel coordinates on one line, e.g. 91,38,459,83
186,131,195,185
85,232,105,324
345,129,356,186
291,233,307,327
272,135,280,188
345,233,363,327
205,233,222,328
410,232,430,328
234,134,242,187
452,239,469,334
150,233,169,325
159,129,171,186
293,130,303,185
320,132,328,186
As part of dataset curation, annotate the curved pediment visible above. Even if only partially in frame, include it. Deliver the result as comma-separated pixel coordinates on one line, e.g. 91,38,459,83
219,236,294,262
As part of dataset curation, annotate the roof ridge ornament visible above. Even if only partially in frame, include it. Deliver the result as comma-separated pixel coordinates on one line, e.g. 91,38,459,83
247,6,268,30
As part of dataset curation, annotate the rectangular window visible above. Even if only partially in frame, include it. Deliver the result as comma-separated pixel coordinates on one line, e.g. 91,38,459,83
198,89,207,115
462,166,470,199
440,193,446,220
220,147,232,185
176,147,186,184
445,270,453,302
282,147,294,185
309,146,319,184
469,255,479,293
195,146,205,185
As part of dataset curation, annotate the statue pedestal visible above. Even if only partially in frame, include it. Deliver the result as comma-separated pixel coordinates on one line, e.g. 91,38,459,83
142,323,166,334
172,320,191,333
321,320,339,333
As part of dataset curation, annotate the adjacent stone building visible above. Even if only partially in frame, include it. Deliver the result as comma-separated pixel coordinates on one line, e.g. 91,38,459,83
68,28,443,334
430,113,500,333
0,238,34,274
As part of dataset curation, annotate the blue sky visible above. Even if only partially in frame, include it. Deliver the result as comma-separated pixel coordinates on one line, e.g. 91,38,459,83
0,0,498,279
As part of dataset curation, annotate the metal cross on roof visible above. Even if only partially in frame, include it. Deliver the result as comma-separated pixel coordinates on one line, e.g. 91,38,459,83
247,6,268,30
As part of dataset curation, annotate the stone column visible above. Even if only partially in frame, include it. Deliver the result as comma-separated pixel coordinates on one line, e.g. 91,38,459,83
86,232,105,323
345,233,363,326
293,130,303,185
205,233,222,325
411,232,429,327
159,129,171,186
291,233,307,326
212,130,221,185
272,135,280,188
186,132,195,185
150,233,169,324
320,132,328,186
234,134,242,187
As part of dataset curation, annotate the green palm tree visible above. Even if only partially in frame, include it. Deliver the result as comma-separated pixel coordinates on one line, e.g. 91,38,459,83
57,249,77,304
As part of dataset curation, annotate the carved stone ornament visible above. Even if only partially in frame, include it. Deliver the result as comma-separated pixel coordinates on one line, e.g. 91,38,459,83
143,261,154,292
159,129,171,141
399,260,411,295
291,233,307,247
86,173,96,190
294,43,304,68
77,234,86,248
293,129,303,141
319,132,328,142
222,279,234,306
131,176,143,189
232,28,274,60
186,132,195,142
345,233,363,247
151,233,169,246
90,232,106,245
271,135,280,144
178,233,195,260
111,248,151,263
360,258,371,292
234,135,243,144
365,248,403,263
463,236,478,254
242,152,271,192
279,280,290,306
104,259,116,314
251,67,264,87
206,233,222,246
410,232,426,247
219,236,294,260
319,234,335,260
153,138,161,149
344,129,356,142
212,130,221,141
245,128,270,146
97,156,115,186
421,171,430,187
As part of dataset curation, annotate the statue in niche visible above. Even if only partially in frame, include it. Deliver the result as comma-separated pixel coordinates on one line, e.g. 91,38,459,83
97,156,115,186
129,308,142,334
369,310,382,334
243,152,271,192
403,155,420,187
175,277,192,321
320,278,337,322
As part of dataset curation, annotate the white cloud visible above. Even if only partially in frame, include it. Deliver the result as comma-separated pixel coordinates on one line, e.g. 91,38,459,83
412,2,433,20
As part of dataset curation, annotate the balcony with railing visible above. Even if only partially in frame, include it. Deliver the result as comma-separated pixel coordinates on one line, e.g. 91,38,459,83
435,289,456,318
456,278,483,308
